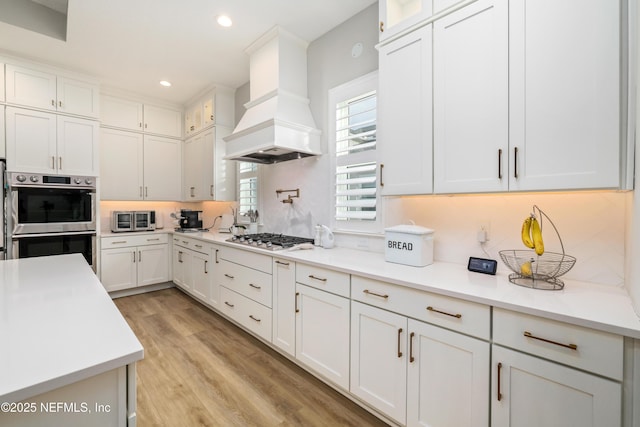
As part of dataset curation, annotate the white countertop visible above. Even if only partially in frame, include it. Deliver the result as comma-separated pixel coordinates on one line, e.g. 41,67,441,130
0,254,143,403
151,230,640,339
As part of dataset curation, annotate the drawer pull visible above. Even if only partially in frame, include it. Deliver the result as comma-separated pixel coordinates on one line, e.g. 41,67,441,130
249,315,261,323
308,274,327,282
363,289,389,299
146,238,160,242
224,301,234,308
427,306,462,319
497,362,503,401
409,332,415,363
224,274,235,279
523,331,578,350
195,244,203,248
111,241,127,244
215,249,219,264
295,292,300,313
204,260,208,274
249,283,261,290
397,328,403,358
275,260,290,266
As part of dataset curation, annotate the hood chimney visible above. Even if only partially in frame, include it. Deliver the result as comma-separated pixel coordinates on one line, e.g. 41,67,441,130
224,27,321,164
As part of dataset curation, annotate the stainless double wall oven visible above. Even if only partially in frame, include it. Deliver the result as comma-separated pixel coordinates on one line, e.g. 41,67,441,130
6,172,97,269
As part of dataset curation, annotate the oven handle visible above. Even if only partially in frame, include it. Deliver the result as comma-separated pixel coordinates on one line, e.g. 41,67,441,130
11,231,97,239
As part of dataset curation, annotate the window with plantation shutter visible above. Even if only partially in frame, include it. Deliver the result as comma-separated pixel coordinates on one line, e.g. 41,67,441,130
330,71,381,232
238,162,258,220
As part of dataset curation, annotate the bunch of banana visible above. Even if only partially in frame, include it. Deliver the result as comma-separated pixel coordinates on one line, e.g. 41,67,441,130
521,214,544,256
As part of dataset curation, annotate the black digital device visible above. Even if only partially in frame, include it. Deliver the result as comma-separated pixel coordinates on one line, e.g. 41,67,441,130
467,257,497,275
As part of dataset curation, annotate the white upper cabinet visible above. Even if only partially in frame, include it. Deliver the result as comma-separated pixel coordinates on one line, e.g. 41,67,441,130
184,87,234,137
379,0,432,41
100,95,144,131
100,128,144,200
6,107,98,175
143,104,182,138
378,25,433,195
5,64,99,118
508,0,621,191
0,63,5,102
100,95,182,138
433,0,508,193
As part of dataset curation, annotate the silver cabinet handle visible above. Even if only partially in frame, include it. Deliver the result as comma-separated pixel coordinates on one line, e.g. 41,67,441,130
204,260,208,274
224,301,234,308
51,99,55,106
308,274,327,282
132,251,136,263
215,249,219,264
210,185,214,197
498,149,503,179
138,250,142,262
139,186,143,197
397,328,403,358
111,241,127,244
275,260,290,266
514,147,519,179
146,238,160,242
51,156,55,169
380,163,385,187
249,283,261,290
58,100,62,108
190,187,195,197
249,315,261,323
58,157,62,170
145,187,148,197
224,273,234,279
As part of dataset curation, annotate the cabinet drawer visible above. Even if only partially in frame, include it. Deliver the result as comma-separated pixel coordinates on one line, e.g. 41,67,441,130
219,260,273,307
296,264,350,298
352,276,490,340
219,246,272,274
220,286,272,342
102,233,168,248
493,308,623,380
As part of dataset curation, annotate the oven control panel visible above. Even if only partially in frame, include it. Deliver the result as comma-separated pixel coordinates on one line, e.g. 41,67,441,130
9,173,96,189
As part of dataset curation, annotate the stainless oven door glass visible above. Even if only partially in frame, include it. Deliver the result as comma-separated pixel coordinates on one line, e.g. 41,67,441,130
10,187,96,234
134,211,151,230
12,232,96,269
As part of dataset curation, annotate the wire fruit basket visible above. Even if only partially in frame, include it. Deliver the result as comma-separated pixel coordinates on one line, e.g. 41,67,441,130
498,206,576,290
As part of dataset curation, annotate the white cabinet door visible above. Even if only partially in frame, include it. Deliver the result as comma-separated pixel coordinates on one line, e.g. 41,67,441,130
5,107,57,173
295,283,350,390
100,95,144,131
350,301,408,425
143,135,182,200
379,0,432,42
509,0,620,191
172,245,193,291
56,77,100,118
100,129,144,200
211,126,236,201
56,115,99,176
191,250,211,302
137,244,169,287
5,64,57,111
433,0,508,193
209,245,221,308
407,319,490,427
491,345,621,427
272,258,296,357
0,106,5,158
143,104,182,138
101,247,137,292
378,25,433,195
183,133,205,200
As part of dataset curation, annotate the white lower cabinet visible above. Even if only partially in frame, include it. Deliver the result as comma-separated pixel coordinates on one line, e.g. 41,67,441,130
491,307,624,427
101,234,169,292
350,301,490,426
172,236,216,303
295,283,350,390
272,258,296,357
217,246,273,342
491,345,621,427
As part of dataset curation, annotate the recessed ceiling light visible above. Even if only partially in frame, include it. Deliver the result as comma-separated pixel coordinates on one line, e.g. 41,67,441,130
159,80,172,87
217,15,232,27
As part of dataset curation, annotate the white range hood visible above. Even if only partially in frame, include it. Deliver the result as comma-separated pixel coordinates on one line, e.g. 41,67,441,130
224,27,322,164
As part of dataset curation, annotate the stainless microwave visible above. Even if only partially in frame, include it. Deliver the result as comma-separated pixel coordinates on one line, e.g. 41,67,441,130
111,211,156,232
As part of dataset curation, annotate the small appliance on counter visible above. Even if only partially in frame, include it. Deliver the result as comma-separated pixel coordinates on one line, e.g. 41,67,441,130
111,211,156,232
175,209,205,232
385,224,434,267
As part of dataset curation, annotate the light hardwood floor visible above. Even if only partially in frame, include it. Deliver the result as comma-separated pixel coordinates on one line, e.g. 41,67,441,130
114,288,390,427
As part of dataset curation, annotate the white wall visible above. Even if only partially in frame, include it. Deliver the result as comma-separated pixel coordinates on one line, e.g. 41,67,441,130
233,4,629,289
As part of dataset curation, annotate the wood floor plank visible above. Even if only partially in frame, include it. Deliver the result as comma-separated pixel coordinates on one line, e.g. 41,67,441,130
114,288,390,427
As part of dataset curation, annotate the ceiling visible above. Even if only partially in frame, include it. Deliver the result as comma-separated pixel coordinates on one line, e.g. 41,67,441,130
0,0,377,105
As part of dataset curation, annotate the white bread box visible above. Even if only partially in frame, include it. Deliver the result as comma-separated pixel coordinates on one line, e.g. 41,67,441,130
385,224,434,267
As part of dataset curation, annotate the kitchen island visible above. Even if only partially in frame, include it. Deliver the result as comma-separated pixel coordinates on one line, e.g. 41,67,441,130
0,254,143,427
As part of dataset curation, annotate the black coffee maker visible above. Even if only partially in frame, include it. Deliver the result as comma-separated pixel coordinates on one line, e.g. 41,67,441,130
179,209,203,230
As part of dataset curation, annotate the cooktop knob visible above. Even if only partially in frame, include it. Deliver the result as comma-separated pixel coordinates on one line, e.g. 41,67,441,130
16,175,26,182
74,178,82,184
85,178,94,185
29,175,39,183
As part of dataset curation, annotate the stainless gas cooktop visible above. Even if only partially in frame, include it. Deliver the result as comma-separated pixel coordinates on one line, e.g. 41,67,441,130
226,233,314,251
